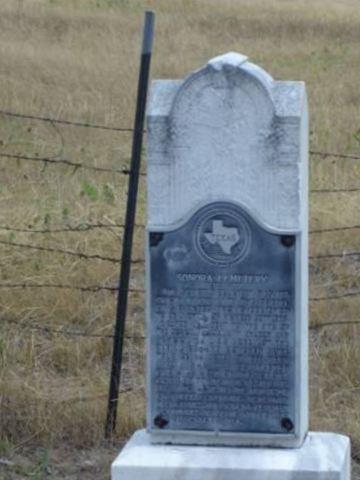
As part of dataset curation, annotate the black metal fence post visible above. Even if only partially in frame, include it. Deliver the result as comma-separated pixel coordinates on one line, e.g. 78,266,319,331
105,11,155,439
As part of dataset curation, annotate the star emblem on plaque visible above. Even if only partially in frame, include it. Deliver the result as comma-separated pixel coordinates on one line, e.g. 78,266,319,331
194,204,251,266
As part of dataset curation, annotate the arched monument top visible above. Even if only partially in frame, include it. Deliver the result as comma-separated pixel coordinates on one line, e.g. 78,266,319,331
170,52,275,119
146,52,307,231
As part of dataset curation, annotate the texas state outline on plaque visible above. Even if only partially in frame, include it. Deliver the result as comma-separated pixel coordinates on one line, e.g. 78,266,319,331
204,220,240,254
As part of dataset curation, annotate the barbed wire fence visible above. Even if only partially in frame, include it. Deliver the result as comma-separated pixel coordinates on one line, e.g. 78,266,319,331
1,108,360,395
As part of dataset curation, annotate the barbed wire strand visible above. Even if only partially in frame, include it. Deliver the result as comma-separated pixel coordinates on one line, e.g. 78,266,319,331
2,238,360,263
0,152,134,175
310,290,360,301
0,222,145,234
0,224,126,234
1,316,146,340
0,223,359,235
0,283,145,293
0,239,144,264
2,314,359,339
310,225,360,234
0,109,134,133
311,187,360,194
310,150,360,161
311,320,360,330
0,282,357,302
309,251,360,260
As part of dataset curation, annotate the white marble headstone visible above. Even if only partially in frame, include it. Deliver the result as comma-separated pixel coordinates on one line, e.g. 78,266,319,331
146,52,308,448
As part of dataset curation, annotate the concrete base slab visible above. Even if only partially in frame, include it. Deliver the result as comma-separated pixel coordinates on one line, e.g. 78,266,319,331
111,429,350,480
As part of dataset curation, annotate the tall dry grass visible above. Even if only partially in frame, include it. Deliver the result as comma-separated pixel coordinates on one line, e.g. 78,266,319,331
0,0,359,459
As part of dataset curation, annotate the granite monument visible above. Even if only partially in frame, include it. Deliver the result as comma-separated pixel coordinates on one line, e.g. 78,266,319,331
147,51,308,448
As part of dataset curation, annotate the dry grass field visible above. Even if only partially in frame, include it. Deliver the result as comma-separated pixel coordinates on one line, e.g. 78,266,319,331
0,0,359,477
